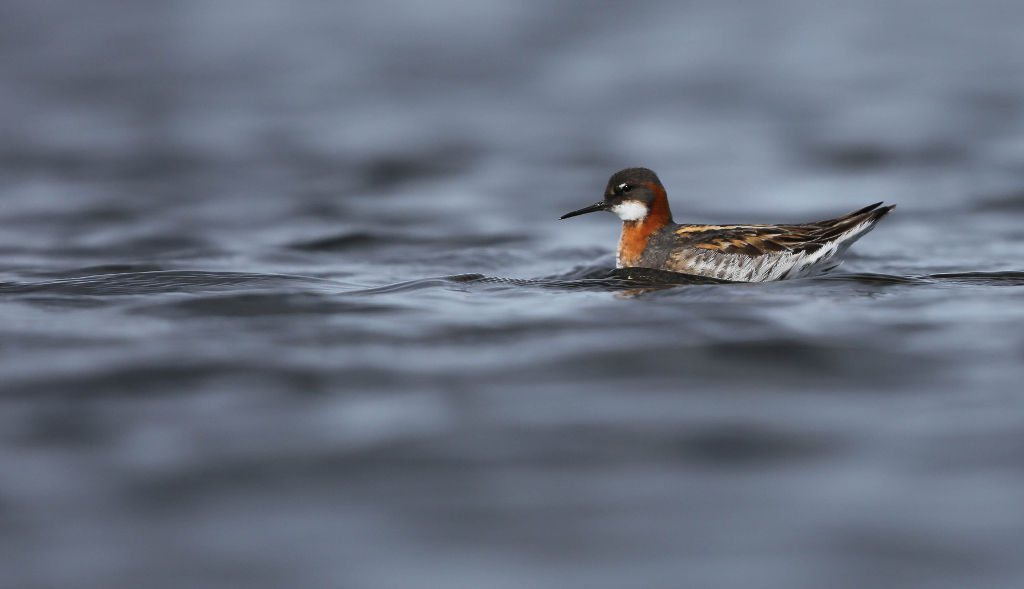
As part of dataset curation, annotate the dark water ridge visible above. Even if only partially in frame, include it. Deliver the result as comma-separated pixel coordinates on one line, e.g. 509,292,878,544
0,270,343,295
4,266,1024,298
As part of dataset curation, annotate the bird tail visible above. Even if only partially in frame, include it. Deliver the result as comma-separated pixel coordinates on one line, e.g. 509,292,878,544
814,203,896,249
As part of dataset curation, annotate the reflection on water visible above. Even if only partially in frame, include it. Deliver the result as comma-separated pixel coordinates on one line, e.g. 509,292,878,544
3,0,1024,588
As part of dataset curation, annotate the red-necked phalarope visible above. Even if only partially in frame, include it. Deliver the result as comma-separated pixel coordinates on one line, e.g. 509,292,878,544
560,167,895,282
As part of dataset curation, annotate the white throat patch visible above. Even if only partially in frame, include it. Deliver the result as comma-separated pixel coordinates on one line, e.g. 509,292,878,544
611,201,648,222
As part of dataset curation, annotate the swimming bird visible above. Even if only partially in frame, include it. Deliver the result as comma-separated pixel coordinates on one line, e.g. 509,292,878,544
560,167,895,282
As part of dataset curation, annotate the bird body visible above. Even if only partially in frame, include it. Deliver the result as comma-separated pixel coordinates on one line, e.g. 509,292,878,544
561,168,895,282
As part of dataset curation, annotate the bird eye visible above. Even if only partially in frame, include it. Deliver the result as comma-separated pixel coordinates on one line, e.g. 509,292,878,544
618,183,631,194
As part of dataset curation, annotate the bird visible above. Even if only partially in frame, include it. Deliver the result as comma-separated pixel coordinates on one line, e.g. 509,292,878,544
560,167,895,282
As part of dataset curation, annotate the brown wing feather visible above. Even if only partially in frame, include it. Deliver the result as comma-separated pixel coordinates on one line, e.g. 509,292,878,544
675,203,895,258
677,225,822,256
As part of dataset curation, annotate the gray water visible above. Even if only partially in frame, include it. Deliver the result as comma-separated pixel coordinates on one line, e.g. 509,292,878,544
3,1,1024,587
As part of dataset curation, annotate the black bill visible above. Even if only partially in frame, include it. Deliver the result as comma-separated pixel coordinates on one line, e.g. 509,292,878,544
559,201,608,219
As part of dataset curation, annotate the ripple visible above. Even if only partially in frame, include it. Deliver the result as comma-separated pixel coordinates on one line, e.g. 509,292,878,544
811,272,930,286
925,271,1024,286
290,231,529,252
0,271,344,296
10,268,1018,302
136,292,402,318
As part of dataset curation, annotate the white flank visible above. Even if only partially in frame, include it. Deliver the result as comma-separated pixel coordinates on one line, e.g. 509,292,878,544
611,201,648,221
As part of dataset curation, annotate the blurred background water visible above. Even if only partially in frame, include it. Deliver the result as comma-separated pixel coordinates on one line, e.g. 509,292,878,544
2,1,1024,587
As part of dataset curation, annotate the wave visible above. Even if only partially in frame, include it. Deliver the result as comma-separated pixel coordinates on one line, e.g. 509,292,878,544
0,270,345,296
290,231,529,251
2,267,1023,299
